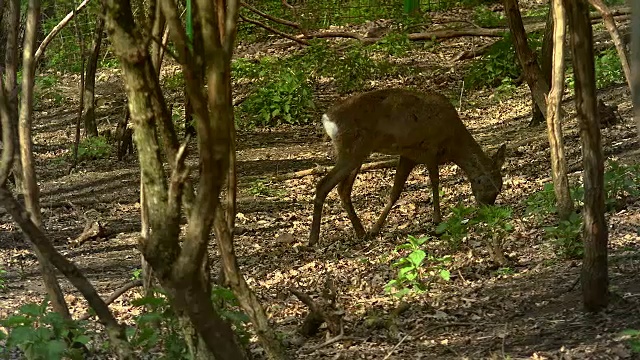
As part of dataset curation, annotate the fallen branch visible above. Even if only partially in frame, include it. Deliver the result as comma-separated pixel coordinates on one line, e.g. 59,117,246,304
79,280,143,321
239,13,309,45
452,42,495,61
299,8,629,45
240,1,303,31
273,159,397,181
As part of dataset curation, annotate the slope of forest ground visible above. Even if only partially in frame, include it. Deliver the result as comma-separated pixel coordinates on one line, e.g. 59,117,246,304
1,3,640,359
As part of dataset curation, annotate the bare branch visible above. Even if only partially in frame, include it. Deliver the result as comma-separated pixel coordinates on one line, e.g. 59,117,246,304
34,0,91,65
240,1,302,30
239,13,309,45
78,280,143,321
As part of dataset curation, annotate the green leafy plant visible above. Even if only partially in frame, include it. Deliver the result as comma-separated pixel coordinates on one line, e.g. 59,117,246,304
163,71,185,92
524,183,558,217
0,299,91,360
131,268,143,280
385,235,451,299
69,136,113,162
248,179,285,197
128,292,187,358
544,212,583,259
495,267,515,276
239,68,314,126
603,160,640,211
435,204,475,249
620,329,640,353
465,32,543,90
473,6,505,28
371,33,411,57
594,48,624,89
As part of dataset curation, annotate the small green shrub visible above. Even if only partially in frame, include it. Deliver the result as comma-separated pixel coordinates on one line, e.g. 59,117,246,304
436,204,513,261
0,299,91,360
473,6,505,28
384,235,451,299
465,32,543,90
70,136,112,162
128,292,187,358
620,329,640,353
595,48,624,89
239,69,314,126
163,72,185,92
371,33,411,57
248,179,285,197
604,160,640,210
435,204,475,249
544,212,583,259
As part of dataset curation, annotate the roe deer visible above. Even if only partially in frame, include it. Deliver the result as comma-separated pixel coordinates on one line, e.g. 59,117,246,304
310,88,506,245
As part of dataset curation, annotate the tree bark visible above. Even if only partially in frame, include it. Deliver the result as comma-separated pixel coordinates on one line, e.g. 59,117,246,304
4,0,23,194
546,0,573,221
633,0,640,140
83,9,105,137
503,0,550,120
566,0,609,313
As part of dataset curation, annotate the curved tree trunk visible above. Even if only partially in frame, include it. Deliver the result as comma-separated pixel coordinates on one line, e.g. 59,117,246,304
504,0,550,120
566,0,609,313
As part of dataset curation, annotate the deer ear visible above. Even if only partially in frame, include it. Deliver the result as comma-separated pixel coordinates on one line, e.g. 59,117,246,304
492,144,506,169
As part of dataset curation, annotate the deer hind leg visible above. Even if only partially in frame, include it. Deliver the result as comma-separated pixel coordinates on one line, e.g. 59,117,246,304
425,161,441,224
337,165,366,239
310,156,366,245
369,156,416,237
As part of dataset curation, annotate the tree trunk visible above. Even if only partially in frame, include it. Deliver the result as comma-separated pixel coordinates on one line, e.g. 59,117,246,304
19,0,71,320
4,0,23,194
530,6,553,127
104,0,250,357
633,0,640,140
504,0,550,120
546,0,573,221
566,0,609,313
588,0,632,93
83,10,105,137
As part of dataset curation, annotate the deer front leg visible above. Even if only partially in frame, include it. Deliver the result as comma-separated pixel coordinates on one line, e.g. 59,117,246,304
337,165,366,238
425,162,441,224
369,157,416,237
310,158,363,245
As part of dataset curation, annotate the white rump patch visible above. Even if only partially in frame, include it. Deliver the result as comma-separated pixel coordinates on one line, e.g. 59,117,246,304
322,114,339,141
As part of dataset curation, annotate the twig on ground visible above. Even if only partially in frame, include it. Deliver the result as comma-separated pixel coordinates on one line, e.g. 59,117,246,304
79,280,144,321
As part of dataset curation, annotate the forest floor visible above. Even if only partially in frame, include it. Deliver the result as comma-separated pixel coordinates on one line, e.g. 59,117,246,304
2,3,640,360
